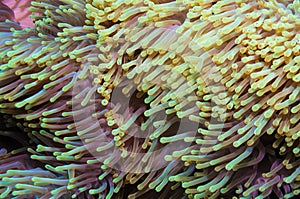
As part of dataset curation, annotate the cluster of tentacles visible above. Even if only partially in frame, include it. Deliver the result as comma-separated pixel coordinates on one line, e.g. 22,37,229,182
0,0,300,198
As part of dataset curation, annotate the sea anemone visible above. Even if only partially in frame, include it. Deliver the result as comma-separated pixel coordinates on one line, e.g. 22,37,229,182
0,0,300,199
